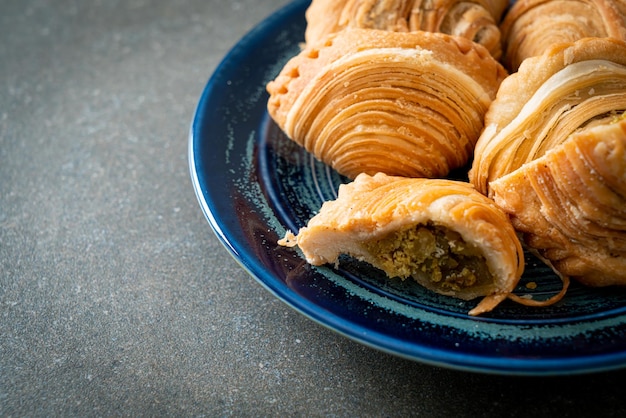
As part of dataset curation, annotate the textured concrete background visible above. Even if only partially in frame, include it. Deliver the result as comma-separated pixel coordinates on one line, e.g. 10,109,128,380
2,0,626,416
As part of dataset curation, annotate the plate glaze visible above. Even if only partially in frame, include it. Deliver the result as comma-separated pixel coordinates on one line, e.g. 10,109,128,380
189,0,626,375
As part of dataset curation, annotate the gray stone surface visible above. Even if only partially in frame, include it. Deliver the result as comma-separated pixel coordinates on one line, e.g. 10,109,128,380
2,0,626,416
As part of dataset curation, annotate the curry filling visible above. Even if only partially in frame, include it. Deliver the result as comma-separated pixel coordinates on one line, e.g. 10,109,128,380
363,222,493,292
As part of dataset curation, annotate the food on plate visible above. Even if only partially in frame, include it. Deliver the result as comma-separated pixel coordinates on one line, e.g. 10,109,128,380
266,27,507,179
266,9,626,314
468,37,626,286
490,116,626,287
469,37,626,196
304,0,509,58
500,0,626,71
279,173,566,315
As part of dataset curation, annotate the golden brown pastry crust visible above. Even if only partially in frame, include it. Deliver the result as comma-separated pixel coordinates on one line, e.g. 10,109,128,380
490,117,626,286
304,0,508,58
267,28,507,179
501,0,626,71
280,173,525,315
467,37,626,288
469,37,626,196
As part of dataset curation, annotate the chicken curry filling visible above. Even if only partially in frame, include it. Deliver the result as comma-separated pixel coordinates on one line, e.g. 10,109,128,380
363,222,493,292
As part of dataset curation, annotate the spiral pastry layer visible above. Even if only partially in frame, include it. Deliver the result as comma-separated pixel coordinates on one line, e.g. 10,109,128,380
305,0,508,58
267,28,507,179
468,37,626,286
470,37,626,196
491,117,626,286
500,0,626,71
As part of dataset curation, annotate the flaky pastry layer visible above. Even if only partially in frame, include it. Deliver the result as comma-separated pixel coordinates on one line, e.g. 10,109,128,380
267,28,507,179
305,0,508,58
470,37,626,196
491,117,626,286
500,0,626,71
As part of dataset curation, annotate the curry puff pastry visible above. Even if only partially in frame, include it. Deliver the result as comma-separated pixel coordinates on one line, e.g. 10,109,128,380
500,0,626,71
266,28,507,179
304,0,508,59
491,117,626,287
470,37,626,196
469,38,626,286
279,173,529,316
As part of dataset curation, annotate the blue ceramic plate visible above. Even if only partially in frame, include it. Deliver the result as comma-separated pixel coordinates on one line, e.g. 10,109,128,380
189,0,626,375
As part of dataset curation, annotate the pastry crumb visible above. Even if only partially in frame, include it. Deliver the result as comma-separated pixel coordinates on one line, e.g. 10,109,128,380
278,231,298,247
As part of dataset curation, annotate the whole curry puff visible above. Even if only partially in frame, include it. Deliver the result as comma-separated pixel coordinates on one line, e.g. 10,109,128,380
266,27,507,179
